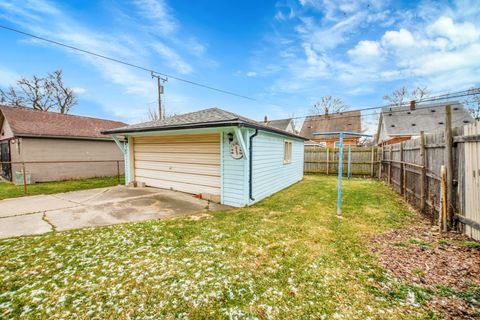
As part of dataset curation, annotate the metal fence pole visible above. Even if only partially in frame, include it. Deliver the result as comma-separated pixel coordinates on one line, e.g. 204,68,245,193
116,161,120,184
22,162,27,194
337,133,344,217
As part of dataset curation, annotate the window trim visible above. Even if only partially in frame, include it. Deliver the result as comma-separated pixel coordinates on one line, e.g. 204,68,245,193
283,140,293,164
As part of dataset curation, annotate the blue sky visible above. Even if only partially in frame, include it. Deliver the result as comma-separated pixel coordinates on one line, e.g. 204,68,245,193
0,0,479,133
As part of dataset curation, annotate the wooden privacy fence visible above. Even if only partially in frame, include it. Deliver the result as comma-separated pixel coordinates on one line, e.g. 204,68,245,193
304,146,379,177
304,119,480,241
462,121,480,240
379,121,480,240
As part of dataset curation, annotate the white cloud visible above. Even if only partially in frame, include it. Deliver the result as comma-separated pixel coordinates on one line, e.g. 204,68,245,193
72,87,87,95
427,16,480,47
347,40,382,60
150,43,193,74
246,71,257,77
381,28,416,49
132,0,177,35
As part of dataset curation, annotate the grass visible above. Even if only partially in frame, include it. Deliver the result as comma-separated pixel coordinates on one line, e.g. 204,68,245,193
0,176,125,200
0,175,438,319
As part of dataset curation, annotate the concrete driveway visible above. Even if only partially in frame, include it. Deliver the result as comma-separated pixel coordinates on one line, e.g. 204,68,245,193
0,186,229,239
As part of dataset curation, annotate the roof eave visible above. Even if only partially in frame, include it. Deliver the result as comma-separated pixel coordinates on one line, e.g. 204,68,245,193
104,120,308,140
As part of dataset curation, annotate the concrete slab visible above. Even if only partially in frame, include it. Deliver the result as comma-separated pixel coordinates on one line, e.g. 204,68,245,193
47,192,209,231
0,195,77,218
0,213,52,238
53,186,159,205
0,186,231,238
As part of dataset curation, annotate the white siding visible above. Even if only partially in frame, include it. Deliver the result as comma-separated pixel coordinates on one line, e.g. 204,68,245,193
250,131,304,203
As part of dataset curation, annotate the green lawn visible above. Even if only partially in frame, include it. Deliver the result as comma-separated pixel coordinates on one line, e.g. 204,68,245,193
0,176,125,200
0,176,438,319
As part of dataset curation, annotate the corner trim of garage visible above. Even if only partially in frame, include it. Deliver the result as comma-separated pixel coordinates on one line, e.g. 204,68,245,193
220,131,224,205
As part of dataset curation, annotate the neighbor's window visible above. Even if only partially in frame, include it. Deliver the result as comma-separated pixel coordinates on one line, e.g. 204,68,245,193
284,140,292,164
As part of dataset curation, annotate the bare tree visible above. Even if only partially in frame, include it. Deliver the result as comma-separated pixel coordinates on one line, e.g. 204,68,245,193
147,106,159,121
312,96,349,115
146,106,177,121
465,89,480,120
48,70,77,114
0,69,77,113
383,85,431,106
410,86,430,101
383,86,408,107
0,87,23,106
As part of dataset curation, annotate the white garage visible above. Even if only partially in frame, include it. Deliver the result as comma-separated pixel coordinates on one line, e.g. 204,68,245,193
132,133,221,196
105,108,307,207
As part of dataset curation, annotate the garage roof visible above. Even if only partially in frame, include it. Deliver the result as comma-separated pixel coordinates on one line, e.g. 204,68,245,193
0,104,127,140
105,107,307,140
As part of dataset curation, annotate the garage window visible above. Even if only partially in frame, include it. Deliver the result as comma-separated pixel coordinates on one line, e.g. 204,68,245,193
284,140,292,164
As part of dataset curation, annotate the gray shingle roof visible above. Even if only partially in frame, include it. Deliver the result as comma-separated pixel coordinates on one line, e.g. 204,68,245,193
105,107,307,139
300,111,362,139
260,119,294,132
380,101,473,137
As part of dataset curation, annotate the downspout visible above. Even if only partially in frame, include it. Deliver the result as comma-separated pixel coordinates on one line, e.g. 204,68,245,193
249,129,258,201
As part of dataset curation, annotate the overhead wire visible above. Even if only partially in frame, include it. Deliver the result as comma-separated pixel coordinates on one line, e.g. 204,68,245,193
0,24,288,108
1,24,478,124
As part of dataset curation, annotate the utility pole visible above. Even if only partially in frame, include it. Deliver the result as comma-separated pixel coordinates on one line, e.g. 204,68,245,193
151,72,168,121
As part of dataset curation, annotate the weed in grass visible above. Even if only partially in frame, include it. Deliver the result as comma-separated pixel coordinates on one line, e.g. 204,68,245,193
409,239,432,249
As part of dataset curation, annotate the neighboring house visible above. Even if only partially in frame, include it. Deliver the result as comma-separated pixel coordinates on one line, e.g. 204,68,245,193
260,117,296,133
104,107,307,207
0,105,127,183
376,101,474,145
300,111,362,147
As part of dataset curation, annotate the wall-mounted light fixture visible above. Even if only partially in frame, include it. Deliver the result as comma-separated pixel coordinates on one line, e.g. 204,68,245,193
227,132,234,143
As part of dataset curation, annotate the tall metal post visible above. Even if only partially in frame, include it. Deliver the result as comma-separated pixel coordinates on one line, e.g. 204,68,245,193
347,144,351,179
337,133,344,217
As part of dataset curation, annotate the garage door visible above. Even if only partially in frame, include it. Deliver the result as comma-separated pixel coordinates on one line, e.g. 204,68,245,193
133,134,221,195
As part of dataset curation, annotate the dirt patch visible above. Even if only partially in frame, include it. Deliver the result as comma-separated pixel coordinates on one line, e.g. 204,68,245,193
371,219,480,319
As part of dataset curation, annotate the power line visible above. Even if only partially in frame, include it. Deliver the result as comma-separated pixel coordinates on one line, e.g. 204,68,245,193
2,24,479,121
0,24,278,105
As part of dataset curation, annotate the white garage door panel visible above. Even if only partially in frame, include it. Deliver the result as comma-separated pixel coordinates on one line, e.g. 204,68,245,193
133,134,220,195
134,143,219,154
135,160,220,176
134,134,220,144
135,153,220,165
135,169,220,187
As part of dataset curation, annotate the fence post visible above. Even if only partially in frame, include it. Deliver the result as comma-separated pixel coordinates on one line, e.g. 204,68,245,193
378,145,383,179
116,161,120,184
347,145,351,178
22,162,27,194
388,146,392,185
326,148,329,175
419,131,427,213
445,105,454,228
440,165,448,232
400,142,404,195
370,147,375,177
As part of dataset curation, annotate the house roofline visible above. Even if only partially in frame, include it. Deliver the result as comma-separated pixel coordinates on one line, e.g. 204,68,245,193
13,133,117,141
103,120,308,140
